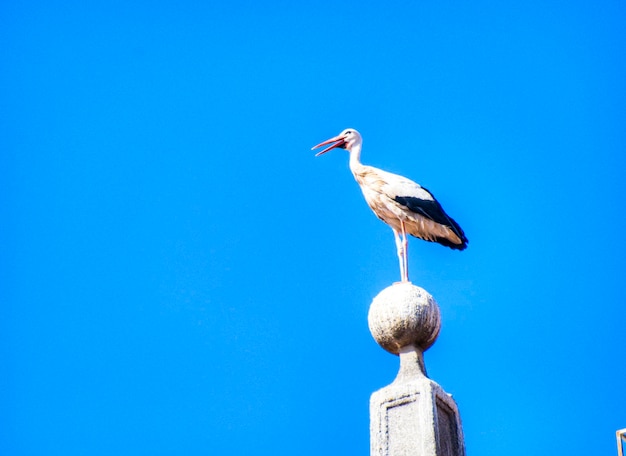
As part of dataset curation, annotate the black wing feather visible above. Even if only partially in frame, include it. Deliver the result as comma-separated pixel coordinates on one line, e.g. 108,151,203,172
394,190,468,250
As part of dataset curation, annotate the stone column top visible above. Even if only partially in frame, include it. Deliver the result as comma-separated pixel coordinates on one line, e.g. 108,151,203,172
367,282,441,355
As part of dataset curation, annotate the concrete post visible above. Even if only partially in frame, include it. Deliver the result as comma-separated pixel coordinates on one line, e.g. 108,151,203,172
368,282,465,456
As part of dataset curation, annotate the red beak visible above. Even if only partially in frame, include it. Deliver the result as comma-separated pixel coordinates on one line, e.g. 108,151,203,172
311,135,346,156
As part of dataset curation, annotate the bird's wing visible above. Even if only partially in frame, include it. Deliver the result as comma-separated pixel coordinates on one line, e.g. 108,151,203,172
394,193,459,229
377,169,467,242
374,168,435,203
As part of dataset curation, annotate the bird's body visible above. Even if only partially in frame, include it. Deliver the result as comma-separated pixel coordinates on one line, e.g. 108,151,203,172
313,128,467,282
351,164,467,249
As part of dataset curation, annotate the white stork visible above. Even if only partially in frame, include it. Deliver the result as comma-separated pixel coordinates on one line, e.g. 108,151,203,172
312,128,467,283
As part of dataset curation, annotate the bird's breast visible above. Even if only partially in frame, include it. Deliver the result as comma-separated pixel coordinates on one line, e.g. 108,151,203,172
358,184,407,229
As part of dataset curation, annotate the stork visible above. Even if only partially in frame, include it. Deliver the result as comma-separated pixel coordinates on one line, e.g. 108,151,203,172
312,128,467,283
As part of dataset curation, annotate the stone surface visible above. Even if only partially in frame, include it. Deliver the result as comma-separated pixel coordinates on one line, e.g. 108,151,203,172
368,283,465,456
370,371,465,456
368,282,441,355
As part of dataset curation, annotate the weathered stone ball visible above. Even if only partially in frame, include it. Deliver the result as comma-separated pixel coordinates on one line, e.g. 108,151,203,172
368,282,441,354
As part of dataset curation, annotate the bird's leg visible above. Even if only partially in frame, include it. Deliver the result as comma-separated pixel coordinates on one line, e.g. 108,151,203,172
393,228,406,283
400,220,409,282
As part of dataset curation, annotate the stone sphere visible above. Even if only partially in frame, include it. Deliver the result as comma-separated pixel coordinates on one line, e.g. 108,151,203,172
368,282,441,354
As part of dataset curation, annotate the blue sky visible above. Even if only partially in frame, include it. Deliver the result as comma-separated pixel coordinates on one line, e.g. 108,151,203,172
2,1,625,455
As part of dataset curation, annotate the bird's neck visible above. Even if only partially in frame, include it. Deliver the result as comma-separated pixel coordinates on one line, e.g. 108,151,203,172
348,144,364,174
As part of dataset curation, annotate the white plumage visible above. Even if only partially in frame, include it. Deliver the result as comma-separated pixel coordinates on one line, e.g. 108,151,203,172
312,128,468,282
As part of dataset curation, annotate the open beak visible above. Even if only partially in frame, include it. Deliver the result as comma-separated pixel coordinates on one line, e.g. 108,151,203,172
311,135,346,156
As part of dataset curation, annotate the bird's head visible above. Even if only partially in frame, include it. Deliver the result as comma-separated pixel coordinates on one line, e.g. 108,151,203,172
312,128,362,156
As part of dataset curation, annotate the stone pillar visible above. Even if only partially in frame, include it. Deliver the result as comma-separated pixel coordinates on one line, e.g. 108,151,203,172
368,282,465,456
617,428,626,456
